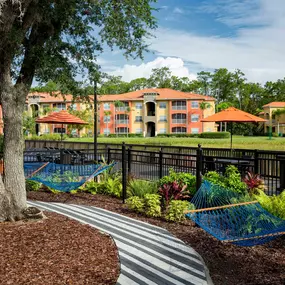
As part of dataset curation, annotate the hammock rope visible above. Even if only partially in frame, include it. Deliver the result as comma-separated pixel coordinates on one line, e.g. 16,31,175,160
25,162,115,192
186,180,285,246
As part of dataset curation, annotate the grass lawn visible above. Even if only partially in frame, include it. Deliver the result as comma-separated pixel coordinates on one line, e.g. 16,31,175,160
66,136,285,151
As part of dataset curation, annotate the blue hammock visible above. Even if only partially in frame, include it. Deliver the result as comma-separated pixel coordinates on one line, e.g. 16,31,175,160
186,181,285,246
25,162,114,192
24,162,49,178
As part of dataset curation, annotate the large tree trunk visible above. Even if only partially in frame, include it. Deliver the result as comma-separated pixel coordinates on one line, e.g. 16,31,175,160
0,81,27,221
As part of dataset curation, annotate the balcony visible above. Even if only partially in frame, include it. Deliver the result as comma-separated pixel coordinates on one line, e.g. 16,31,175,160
172,119,186,124
115,120,129,124
116,107,129,112
172,106,186,111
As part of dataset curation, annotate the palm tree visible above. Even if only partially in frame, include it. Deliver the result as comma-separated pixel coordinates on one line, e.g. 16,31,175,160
114,100,124,137
104,110,112,136
124,106,131,137
272,108,285,135
199,102,211,133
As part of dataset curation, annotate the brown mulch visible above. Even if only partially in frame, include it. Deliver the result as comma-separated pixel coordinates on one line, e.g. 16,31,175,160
0,211,120,285
28,191,285,285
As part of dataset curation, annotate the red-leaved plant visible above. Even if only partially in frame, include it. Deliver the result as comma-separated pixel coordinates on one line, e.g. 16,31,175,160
243,171,265,195
159,181,190,208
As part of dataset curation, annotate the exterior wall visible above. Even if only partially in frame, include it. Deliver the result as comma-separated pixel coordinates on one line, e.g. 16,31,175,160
262,106,285,135
131,101,143,135
202,102,216,132
156,101,169,134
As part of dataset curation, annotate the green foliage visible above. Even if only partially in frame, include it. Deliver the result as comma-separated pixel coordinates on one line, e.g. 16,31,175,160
200,132,231,139
28,134,68,141
23,112,36,135
156,134,199,138
99,177,122,198
107,133,143,138
159,169,196,196
67,109,93,134
204,165,247,194
165,201,195,222
144,194,161,217
127,179,158,198
26,180,42,192
126,196,145,213
79,181,99,195
254,190,285,219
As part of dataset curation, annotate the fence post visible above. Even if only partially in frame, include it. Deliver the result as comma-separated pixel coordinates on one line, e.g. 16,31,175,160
128,147,132,174
107,147,111,164
196,144,203,191
122,142,127,203
254,150,259,174
159,148,163,179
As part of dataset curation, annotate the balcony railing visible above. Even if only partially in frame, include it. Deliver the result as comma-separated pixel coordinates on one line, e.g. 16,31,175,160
172,119,186,124
116,107,129,112
172,106,186,110
115,120,129,124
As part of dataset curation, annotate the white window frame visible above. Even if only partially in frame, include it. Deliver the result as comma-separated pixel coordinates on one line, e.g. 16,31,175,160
172,127,187,134
103,115,111,123
116,127,129,134
159,102,167,109
135,103,143,110
159,128,167,134
103,103,111,110
159,115,167,122
172,101,186,110
191,114,199,122
191,101,199,109
191,128,199,134
135,116,143,122
103,128,110,135
172,113,186,124
135,128,143,134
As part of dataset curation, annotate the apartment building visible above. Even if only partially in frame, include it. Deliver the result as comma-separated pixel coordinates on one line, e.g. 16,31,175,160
98,88,215,136
259,102,285,135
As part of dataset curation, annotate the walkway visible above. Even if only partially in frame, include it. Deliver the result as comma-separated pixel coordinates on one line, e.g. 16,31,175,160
28,201,212,285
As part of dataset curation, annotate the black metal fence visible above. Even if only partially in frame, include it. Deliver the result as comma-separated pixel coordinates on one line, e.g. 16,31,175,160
24,140,285,196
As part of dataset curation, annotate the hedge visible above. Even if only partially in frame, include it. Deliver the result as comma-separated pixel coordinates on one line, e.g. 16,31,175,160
107,133,143,138
199,132,231,139
157,134,199,138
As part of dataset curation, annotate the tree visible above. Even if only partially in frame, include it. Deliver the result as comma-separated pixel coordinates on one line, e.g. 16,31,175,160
148,67,172,88
104,110,112,136
272,108,285,135
128,78,149,91
199,102,211,132
114,100,124,137
99,75,130,95
197,71,212,95
124,106,131,137
0,0,157,221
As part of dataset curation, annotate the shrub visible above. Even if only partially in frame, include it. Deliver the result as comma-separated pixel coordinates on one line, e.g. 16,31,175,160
144,194,161,217
243,172,266,195
127,179,158,198
159,182,190,208
165,200,195,222
107,133,143,138
199,132,230,139
157,134,199,138
126,196,145,213
203,165,247,194
26,180,42,191
254,190,285,219
100,177,122,198
28,134,68,141
159,169,196,196
79,181,100,194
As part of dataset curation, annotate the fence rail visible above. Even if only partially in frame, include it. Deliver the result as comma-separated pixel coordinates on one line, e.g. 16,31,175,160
24,140,285,196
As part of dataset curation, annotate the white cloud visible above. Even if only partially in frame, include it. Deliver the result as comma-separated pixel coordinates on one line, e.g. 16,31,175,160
173,7,184,14
109,57,197,82
149,0,285,83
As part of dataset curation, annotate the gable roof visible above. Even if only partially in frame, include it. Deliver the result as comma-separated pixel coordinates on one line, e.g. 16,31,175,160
98,88,215,102
27,92,74,103
263,102,285,108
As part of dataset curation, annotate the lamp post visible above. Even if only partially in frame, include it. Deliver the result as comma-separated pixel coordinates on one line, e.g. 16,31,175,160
94,80,98,162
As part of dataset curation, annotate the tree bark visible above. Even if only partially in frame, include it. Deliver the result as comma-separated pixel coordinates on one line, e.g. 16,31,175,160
0,79,27,221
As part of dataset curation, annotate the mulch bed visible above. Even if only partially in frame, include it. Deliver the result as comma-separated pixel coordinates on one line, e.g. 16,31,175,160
28,191,285,285
0,211,120,285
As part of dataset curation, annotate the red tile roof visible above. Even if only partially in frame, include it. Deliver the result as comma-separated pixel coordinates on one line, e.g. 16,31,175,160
27,92,74,103
263,102,285,108
98,88,214,102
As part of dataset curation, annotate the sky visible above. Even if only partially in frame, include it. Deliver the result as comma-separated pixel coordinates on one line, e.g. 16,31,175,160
98,0,285,84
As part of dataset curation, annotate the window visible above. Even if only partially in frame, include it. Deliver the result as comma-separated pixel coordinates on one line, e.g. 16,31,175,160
135,116,143,122
104,128,110,135
159,128,167,134
53,103,66,111
206,128,212,132
135,128,142,134
191,128,199,134
70,103,77,110
115,114,129,124
172,113,186,124
172,101,186,110
159,115,167,122
103,103,110,110
103,115,111,123
191,114,199,122
159,102,166,109
116,101,129,111
172,127,186,134
54,127,66,134
135,103,143,110
116,127,129,134
191,101,199,109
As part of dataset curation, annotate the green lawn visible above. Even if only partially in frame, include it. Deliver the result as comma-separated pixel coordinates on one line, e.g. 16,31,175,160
66,136,285,151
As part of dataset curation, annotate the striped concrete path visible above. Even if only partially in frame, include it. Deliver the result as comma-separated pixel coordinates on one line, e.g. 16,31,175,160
28,201,212,285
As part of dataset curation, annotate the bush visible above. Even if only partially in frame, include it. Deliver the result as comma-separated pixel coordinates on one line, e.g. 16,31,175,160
159,169,196,196
243,172,266,195
26,180,42,191
199,132,230,139
254,190,285,219
157,134,199,138
165,200,195,222
203,165,247,194
27,134,68,141
99,177,122,198
144,194,161,217
107,133,143,138
79,181,100,194
127,179,158,198
126,196,145,213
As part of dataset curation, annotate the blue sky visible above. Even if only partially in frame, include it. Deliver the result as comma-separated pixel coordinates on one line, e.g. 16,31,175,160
99,0,285,84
